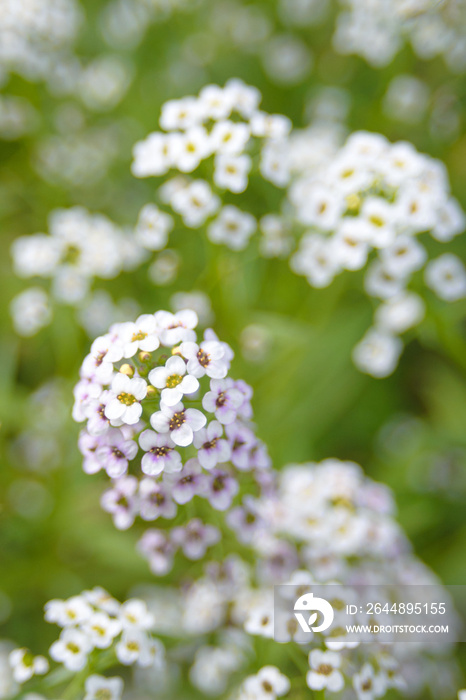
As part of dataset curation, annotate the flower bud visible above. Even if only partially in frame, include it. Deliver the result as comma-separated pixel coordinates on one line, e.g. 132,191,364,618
146,385,159,399
119,363,135,378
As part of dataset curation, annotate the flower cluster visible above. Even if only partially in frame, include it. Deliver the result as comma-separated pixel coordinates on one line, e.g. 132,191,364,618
0,0,82,88
289,130,466,377
8,588,165,699
333,0,466,72
5,457,458,700
264,458,404,571
131,80,291,252
73,308,270,569
129,458,453,700
10,206,145,335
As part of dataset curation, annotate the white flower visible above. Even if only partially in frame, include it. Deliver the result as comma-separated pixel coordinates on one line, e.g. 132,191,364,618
394,185,437,234
159,97,201,131
380,142,422,188
11,234,61,278
171,180,220,228
149,355,199,406
379,235,427,277
260,139,290,187
307,649,344,693
82,612,122,649
425,254,466,301
207,206,256,250
225,78,262,118
432,198,465,242
150,401,206,447
8,649,49,684
154,309,198,346
171,291,214,326
365,261,406,300
44,596,93,627
175,126,212,173
84,675,123,700
119,599,155,630
244,607,275,638
52,266,90,304
250,112,292,139
134,204,173,251
10,287,52,337
294,183,344,230
198,85,234,121
131,132,179,177
290,234,340,288
180,340,228,379
115,630,155,667
375,292,425,334
214,154,251,193
243,666,290,699
353,328,403,378
81,333,124,383
353,663,386,700
49,628,93,671
360,197,397,249
139,430,182,476
333,219,370,270
105,374,147,425
210,120,250,154
259,214,292,258
118,314,160,358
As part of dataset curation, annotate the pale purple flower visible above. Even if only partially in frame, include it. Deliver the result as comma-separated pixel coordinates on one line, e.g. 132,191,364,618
118,314,160,358
202,378,244,424
226,421,257,470
139,430,181,476
138,529,175,575
203,328,234,363
149,355,199,407
203,469,239,510
84,390,112,435
249,440,272,470
154,309,198,346
193,420,231,469
101,476,139,530
169,458,206,504
78,430,107,474
227,496,264,543
105,374,147,425
171,518,221,560
80,334,124,384
179,340,228,379
233,379,253,419
257,539,300,584
139,478,177,521
72,379,102,422
150,401,206,447
97,428,138,479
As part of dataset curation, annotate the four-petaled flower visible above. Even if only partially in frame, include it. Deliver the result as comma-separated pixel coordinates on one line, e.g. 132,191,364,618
139,429,182,475
180,340,228,379
105,374,147,425
149,355,199,406
193,420,231,469
150,401,206,447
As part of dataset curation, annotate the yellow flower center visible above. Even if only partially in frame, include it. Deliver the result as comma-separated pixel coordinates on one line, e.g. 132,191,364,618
166,374,183,388
117,392,136,406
